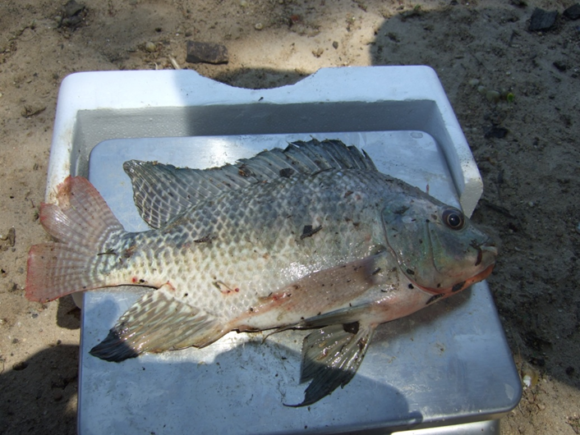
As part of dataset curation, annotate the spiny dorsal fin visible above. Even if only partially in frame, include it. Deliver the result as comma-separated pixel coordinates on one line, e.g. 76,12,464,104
123,139,377,229
122,161,258,229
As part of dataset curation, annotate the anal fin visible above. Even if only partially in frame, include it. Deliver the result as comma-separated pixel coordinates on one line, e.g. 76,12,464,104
286,322,376,407
90,284,225,362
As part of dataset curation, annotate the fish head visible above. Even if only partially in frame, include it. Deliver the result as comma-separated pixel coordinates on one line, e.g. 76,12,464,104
382,196,498,296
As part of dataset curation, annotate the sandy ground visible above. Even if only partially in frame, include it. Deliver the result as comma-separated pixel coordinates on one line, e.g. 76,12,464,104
1,0,579,433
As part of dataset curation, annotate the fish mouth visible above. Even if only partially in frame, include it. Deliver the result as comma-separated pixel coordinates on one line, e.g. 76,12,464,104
419,239,497,295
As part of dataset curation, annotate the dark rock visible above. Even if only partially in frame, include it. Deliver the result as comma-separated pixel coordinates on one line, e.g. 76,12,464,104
553,61,568,72
564,4,580,20
510,0,527,8
12,361,28,371
529,8,558,31
484,126,509,139
186,41,229,65
523,330,552,351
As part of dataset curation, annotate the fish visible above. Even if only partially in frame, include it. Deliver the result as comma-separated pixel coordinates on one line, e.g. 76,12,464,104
26,139,497,406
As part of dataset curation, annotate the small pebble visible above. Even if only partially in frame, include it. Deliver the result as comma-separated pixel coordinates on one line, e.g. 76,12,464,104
468,78,480,86
312,47,324,58
521,361,539,388
254,23,263,30
61,0,86,29
64,0,85,18
484,126,508,139
332,41,339,49
145,42,156,52
486,90,501,103
21,105,46,118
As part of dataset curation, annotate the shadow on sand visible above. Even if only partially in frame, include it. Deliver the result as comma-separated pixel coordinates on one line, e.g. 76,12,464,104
1,344,78,435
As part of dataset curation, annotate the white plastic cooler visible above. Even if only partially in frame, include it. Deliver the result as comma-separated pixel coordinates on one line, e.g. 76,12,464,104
45,67,521,434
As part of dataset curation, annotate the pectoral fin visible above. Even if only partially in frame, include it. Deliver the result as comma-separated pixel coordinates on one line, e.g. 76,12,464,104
90,284,226,362
286,322,376,407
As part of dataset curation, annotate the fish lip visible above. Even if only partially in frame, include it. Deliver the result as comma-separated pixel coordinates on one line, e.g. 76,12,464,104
474,243,498,266
481,244,498,257
461,262,495,288
410,263,496,296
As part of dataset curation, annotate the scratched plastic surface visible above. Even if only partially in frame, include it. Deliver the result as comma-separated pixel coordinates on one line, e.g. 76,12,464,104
78,132,521,435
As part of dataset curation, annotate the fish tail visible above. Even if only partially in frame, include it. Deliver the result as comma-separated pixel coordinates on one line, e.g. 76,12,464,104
26,176,125,302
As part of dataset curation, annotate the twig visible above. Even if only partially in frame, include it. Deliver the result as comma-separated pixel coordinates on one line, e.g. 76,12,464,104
169,55,181,70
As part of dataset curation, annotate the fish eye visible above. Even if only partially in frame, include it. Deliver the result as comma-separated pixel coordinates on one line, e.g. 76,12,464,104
442,209,465,230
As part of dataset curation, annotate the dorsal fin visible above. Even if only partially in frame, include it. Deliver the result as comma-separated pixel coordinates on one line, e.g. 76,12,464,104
123,139,377,229
122,161,258,229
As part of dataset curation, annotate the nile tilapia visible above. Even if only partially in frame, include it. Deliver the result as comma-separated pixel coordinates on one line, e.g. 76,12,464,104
26,139,497,406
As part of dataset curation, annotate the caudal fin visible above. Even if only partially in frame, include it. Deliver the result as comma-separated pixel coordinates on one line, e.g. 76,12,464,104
26,176,125,302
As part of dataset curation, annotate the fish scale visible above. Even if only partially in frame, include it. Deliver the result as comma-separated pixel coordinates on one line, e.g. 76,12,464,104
26,139,497,406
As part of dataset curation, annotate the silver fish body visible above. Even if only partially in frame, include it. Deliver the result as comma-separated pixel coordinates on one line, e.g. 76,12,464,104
26,140,497,406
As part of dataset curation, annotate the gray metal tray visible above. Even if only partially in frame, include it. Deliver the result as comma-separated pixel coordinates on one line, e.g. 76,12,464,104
78,132,521,434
